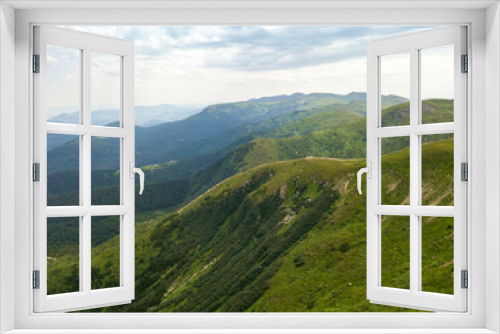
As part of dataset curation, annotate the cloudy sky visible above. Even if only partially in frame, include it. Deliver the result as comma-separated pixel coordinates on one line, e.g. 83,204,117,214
47,25,453,116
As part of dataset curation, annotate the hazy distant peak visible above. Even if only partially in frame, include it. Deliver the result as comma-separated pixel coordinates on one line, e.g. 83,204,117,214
47,104,203,128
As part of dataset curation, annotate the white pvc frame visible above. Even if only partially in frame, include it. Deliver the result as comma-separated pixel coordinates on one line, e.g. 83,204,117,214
366,26,467,312
33,26,135,313
9,5,492,333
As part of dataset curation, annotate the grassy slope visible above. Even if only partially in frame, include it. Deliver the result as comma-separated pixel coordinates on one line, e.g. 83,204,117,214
50,138,454,312
162,103,363,164
191,99,453,191
47,98,453,306
46,100,453,266
164,94,408,165
249,99,453,162
46,99,452,270
47,94,407,185
48,92,376,174
249,139,454,312
46,103,363,197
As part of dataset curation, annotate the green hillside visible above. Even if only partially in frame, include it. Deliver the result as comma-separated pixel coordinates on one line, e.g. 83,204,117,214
48,138,454,312
250,99,453,162
46,99,453,250
161,103,363,164
381,98,453,127
262,107,362,138
46,102,364,195
192,99,452,178
160,94,406,164
46,98,454,311
47,92,408,174
187,99,453,194
47,92,365,173
250,144,453,312
48,97,434,198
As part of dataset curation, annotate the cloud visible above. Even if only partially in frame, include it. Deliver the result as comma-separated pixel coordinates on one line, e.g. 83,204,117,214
57,25,434,106
46,44,81,109
187,26,422,71
70,25,429,72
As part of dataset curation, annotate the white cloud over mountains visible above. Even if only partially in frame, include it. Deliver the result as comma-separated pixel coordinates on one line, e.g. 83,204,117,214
50,25,435,108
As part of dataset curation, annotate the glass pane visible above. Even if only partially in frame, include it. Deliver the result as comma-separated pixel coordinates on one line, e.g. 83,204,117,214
421,134,454,206
421,216,454,294
47,134,79,206
91,137,120,206
47,217,80,295
381,136,410,205
91,52,121,127
46,45,81,124
381,215,410,289
380,52,410,127
421,45,454,124
91,216,121,290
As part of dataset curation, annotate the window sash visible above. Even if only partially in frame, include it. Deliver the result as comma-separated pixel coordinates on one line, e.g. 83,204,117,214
366,26,468,312
33,26,135,313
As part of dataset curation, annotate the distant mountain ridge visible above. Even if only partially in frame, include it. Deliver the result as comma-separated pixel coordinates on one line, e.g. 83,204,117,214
46,104,203,151
47,104,203,127
47,99,451,213
47,92,407,173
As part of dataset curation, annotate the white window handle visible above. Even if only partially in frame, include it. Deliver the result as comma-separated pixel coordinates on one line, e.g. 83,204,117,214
357,162,371,195
129,162,145,195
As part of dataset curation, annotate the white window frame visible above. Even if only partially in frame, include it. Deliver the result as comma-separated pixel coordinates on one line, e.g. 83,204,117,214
2,1,498,333
33,26,136,313
366,26,468,312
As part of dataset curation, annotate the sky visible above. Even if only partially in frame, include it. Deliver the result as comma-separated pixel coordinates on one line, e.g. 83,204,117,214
46,25,453,117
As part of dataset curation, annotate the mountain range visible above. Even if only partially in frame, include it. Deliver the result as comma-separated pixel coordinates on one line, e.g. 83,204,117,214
46,92,406,174
48,104,204,127
45,92,454,313
47,97,451,202
47,104,204,151
49,141,454,312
